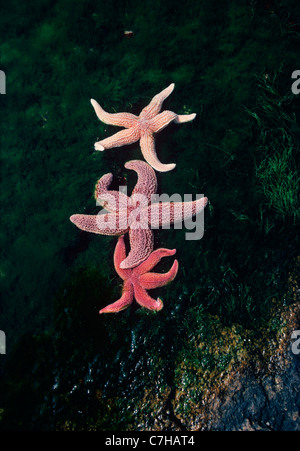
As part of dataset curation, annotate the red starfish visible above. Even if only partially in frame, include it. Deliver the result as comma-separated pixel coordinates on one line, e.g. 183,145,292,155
91,83,196,172
100,236,179,313
70,160,208,269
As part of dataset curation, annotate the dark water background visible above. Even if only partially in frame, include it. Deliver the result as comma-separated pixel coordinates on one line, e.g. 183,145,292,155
0,0,299,430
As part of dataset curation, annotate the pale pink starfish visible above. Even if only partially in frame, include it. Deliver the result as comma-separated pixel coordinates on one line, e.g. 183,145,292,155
91,83,196,172
70,160,208,269
100,236,179,313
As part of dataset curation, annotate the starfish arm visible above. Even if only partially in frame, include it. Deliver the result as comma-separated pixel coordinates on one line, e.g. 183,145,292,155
134,248,177,275
94,173,129,212
139,259,179,289
125,160,157,202
119,227,154,269
148,197,208,227
113,236,131,280
149,110,178,133
100,280,133,313
91,99,138,128
174,113,197,123
94,172,113,194
133,283,163,311
94,127,141,151
140,131,176,173
139,83,175,120
150,110,196,133
70,213,128,235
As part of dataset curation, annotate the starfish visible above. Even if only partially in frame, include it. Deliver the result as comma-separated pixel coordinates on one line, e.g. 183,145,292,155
90,83,196,172
70,160,208,269
100,236,179,313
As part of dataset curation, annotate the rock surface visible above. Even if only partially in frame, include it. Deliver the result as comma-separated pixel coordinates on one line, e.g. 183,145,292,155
207,350,300,431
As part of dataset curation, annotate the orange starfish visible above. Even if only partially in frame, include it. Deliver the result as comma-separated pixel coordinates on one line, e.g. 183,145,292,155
100,236,178,313
91,83,196,172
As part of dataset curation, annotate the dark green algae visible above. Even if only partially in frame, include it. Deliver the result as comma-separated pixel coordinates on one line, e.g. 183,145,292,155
0,0,299,430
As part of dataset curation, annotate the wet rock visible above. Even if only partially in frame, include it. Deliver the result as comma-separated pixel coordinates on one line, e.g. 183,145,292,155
207,350,300,431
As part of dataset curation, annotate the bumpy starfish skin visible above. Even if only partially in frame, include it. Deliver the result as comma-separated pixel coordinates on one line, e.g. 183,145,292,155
70,160,208,269
99,236,179,313
71,161,157,268
91,83,196,172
